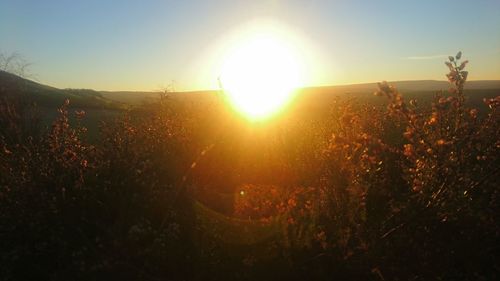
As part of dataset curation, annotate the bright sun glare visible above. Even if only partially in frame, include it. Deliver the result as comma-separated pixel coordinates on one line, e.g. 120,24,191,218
220,33,304,120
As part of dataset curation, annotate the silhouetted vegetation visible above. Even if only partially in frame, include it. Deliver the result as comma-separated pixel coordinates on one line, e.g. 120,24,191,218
1,53,498,280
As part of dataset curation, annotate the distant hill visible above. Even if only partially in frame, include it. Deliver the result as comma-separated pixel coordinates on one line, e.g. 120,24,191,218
300,80,500,96
99,91,162,105
2,70,498,107
100,80,500,105
0,70,126,110
294,80,499,116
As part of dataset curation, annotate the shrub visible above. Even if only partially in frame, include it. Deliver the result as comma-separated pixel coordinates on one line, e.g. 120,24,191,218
0,52,498,280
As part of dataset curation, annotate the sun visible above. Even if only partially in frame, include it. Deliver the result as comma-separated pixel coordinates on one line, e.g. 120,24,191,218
220,33,304,120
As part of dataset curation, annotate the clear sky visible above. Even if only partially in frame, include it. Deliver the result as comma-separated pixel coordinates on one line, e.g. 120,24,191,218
1,0,499,91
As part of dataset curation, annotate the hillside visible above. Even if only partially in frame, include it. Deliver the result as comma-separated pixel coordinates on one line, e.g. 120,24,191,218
0,70,126,110
100,80,500,105
2,70,499,111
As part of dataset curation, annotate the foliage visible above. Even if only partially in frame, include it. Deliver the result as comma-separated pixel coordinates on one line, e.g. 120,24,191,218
314,52,499,280
0,52,498,280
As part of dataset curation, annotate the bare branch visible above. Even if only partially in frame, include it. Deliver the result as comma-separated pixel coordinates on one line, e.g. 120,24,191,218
0,52,32,78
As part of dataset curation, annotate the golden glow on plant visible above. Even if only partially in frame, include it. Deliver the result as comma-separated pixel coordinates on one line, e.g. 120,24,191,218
220,32,304,120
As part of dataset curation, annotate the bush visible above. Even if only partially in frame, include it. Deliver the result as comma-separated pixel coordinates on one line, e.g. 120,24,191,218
0,52,498,280
314,52,499,280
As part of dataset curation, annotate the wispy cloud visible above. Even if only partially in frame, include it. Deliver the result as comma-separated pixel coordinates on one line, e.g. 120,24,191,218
404,54,448,60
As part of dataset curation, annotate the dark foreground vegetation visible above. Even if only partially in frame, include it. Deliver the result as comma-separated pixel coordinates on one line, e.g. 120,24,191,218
1,53,499,280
